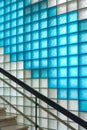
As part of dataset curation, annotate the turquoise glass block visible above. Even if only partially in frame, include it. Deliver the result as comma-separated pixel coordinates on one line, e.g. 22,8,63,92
58,46,67,56
18,9,23,17
68,22,78,33
79,32,87,43
48,68,57,78
40,69,47,78
17,26,23,34
32,50,39,59
79,43,87,54
32,3,39,13
68,33,78,44
0,1,4,7
48,58,57,67
11,20,16,27
24,42,31,51
11,28,16,36
4,46,10,54
68,89,78,100
0,40,3,47
11,3,16,11
32,13,39,21
0,16,4,23
68,67,78,77
0,8,4,15
31,22,39,31
58,78,67,88
24,51,31,60
25,7,31,15
68,78,78,88
79,20,87,31
79,101,87,112
25,24,31,33
68,55,78,67
18,1,23,9
48,7,56,17
32,69,39,78
58,35,67,46
80,78,87,88
11,45,16,53
48,17,57,27
58,68,67,77
17,52,23,61
68,44,78,55
10,53,17,62
25,15,31,24
5,30,10,37
24,61,31,69
58,57,67,67
25,0,31,6
58,14,67,25
32,60,39,69
18,35,23,43
5,6,10,14
40,10,47,20
40,29,47,39
48,37,57,47
4,38,10,46
40,59,48,68
5,22,10,29
40,19,47,29
68,11,78,22
24,33,31,42
80,55,87,65
0,24,4,31
0,32,4,39
40,49,47,58
48,79,57,88
32,31,39,40
32,40,39,50
40,39,47,49
49,48,57,57
17,44,23,52
11,37,16,45
80,66,87,76
58,89,67,99
5,0,10,5
40,1,47,10
58,25,67,35
48,27,57,37
79,90,87,100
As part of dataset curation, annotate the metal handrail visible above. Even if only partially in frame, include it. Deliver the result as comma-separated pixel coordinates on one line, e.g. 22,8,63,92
0,67,87,129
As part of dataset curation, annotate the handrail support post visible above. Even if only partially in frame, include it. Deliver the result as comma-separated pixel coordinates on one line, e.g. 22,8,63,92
35,97,37,130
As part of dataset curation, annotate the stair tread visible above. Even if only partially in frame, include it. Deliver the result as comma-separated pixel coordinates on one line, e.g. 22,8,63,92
0,115,17,121
0,107,6,111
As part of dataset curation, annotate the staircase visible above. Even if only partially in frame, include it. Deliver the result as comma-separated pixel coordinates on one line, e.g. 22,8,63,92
0,107,28,130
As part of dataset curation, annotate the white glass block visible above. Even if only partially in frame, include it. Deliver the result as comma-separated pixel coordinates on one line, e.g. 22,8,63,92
57,4,67,15
48,89,57,98
0,88,3,95
79,8,87,20
58,100,67,109
17,61,23,69
0,56,4,63
31,0,39,4
11,88,16,96
0,63,3,68
11,97,16,104
17,114,23,122
24,79,31,86
79,112,87,121
40,79,48,88
48,0,56,7
0,47,3,54
79,0,87,9
11,71,16,77
24,70,31,78
31,79,39,88
48,119,57,129
40,109,47,118
5,63,10,70
4,55,10,62
40,89,47,96
57,0,66,5
39,118,48,128
69,122,79,130
58,122,67,130
68,1,77,12
4,87,10,95
24,107,31,115
17,70,23,78
17,97,23,105
68,100,78,110
11,62,16,70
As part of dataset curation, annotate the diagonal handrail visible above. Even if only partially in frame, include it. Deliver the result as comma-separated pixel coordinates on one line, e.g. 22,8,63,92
0,67,87,129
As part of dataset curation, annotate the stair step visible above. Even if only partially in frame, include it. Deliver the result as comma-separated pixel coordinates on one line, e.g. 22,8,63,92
0,108,6,116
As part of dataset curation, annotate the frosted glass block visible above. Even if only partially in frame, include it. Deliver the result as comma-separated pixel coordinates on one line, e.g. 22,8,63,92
24,61,31,69
68,1,77,11
48,58,57,67
32,3,39,13
32,22,39,31
68,100,78,110
40,29,47,39
0,56,3,63
24,52,31,60
68,22,78,33
32,69,39,78
40,69,47,78
79,90,87,100
79,101,87,112
40,79,48,88
68,45,78,55
79,43,87,54
68,11,78,22
58,35,67,45
48,0,56,7
5,63,10,70
58,13,67,25
18,9,23,17
48,7,56,17
57,4,67,15
58,25,67,35
0,47,3,54
32,50,39,59
24,42,31,51
40,59,48,68
68,67,78,77
32,60,39,68
0,88,3,95
58,57,67,67
25,15,31,24
80,78,87,88
48,27,57,37
68,89,78,100
48,37,57,47
40,20,47,29
79,20,87,31
68,78,78,88
79,0,87,9
58,78,67,88
58,89,67,99
32,13,39,21
17,26,23,34
48,79,57,88
32,0,39,4
48,68,57,78
11,45,16,53
10,54,17,62
40,49,47,58
17,61,23,69
80,66,87,76
58,46,67,56
79,8,87,20
18,53,23,61
80,55,87,65
58,68,67,77
32,31,39,40
68,33,78,44
79,32,87,43
48,17,57,27
4,46,10,54
24,33,31,42
49,48,57,57
40,39,47,49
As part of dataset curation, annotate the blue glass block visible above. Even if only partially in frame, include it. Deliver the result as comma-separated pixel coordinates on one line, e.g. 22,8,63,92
0,16,4,23
79,43,87,54
32,50,39,59
5,6,10,14
48,68,57,78
58,46,67,56
32,60,39,69
58,78,67,88
79,20,87,31
0,1,4,7
5,30,10,37
25,7,31,15
32,13,39,22
79,32,87,43
40,20,47,29
18,35,23,43
24,33,31,42
40,29,47,39
17,26,23,34
11,45,16,53
5,0,10,5
17,52,23,61
40,39,47,49
68,11,78,22
11,28,16,36
11,20,16,27
10,53,17,62
40,59,48,68
32,31,39,40
48,7,56,17
25,15,31,24
25,24,31,33
40,49,47,58
68,45,78,55
32,22,39,31
58,25,67,35
17,44,23,52
32,41,39,50
58,89,67,99
11,3,16,11
69,58,77,69
79,66,87,77
49,48,57,57
79,101,87,112
68,22,78,33
24,51,31,60
0,32,4,39
58,57,67,67
40,1,47,10
18,1,23,9
5,22,10,29
68,33,78,44
0,8,4,15
68,67,78,77
4,46,10,54
25,0,31,6
80,55,87,65
58,68,67,77
68,89,78,100
40,69,47,78
32,69,39,78
48,37,57,47
79,90,87,100
18,9,23,17
24,42,31,51
48,79,57,88
0,24,4,31
48,17,57,27
58,13,67,25
58,35,67,46
24,61,31,69
4,38,10,46
80,78,87,88
48,58,57,67
40,10,47,19
68,78,78,88
32,4,39,13
0,40,3,47
11,37,16,45
48,27,57,37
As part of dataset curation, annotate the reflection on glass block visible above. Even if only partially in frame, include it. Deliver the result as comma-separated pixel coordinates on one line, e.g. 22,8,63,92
58,25,67,35
49,48,57,57
10,53,17,62
48,79,57,88
58,13,67,25
40,69,47,78
68,45,78,55
68,33,78,44
48,7,56,17
80,43,87,54
68,11,78,22
32,50,39,59
24,52,31,60
58,68,67,77
80,55,87,65
68,78,78,88
79,90,87,100
58,57,67,66
80,66,87,76
24,61,31,69
48,58,57,67
32,69,39,78
58,89,67,99
48,17,57,27
68,67,78,77
17,53,23,61
58,35,67,45
79,20,87,31
58,78,67,88
79,101,87,112
48,68,57,78
68,56,78,66
40,29,47,39
68,89,78,100
79,32,87,43
48,27,57,37
48,37,57,47
68,22,78,33
32,60,39,68
58,46,67,56
40,19,47,29
80,78,87,88
40,59,47,68
40,49,47,58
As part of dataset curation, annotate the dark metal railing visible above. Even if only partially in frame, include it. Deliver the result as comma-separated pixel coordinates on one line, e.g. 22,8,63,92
0,67,87,129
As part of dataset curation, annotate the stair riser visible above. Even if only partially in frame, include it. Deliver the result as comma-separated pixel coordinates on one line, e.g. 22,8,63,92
0,111,6,116
0,118,17,127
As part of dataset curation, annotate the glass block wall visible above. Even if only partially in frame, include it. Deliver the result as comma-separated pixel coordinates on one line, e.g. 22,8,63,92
0,0,87,130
